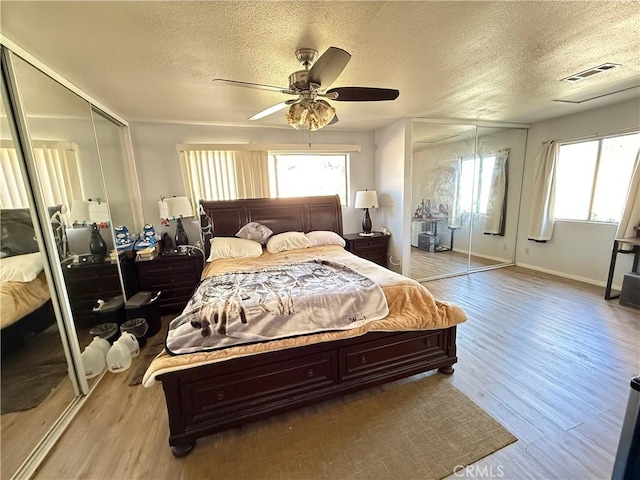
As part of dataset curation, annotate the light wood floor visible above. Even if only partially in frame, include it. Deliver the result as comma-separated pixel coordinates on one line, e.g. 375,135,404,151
32,267,639,480
1,375,76,479
409,247,508,280
0,322,80,480
0,320,105,479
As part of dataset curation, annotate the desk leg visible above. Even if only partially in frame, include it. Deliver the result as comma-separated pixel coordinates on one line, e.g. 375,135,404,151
605,240,620,300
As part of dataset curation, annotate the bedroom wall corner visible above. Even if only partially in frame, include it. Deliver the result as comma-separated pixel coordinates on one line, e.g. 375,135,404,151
374,118,411,273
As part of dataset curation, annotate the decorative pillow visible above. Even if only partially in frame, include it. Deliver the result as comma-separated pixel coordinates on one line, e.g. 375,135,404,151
266,231,312,253
0,252,44,282
207,237,263,262
235,222,273,245
306,231,346,248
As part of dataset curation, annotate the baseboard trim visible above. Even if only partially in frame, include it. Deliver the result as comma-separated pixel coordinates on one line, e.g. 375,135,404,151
515,262,622,291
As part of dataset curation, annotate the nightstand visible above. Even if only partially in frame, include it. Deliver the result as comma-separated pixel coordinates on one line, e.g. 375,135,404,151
343,232,389,267
135,253,204,313
62,256,134,324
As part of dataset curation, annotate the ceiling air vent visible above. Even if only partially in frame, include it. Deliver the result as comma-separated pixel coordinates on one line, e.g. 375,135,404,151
561,63,621,83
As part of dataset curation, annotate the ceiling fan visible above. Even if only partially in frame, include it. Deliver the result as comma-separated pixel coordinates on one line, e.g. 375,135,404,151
213,47,399,131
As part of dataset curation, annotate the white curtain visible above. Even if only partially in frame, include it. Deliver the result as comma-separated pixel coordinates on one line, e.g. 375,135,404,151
0,146,29,208
233,151,271,199
615,148,640,248
179,149,270,212
484,148,510,235
528,140,559,242
0,141,82,211
448,158,462,229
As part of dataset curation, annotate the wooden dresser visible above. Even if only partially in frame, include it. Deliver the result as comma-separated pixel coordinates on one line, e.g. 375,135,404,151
343,232,389,267
61,256,134,324
135,253,204,313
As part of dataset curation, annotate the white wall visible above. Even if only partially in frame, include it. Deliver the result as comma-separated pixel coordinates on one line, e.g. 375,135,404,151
129,122,375,242
374,119,411,273
516,98,640,288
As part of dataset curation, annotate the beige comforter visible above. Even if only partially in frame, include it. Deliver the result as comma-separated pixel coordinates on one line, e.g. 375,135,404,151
0,271,50,329
142,245,467,387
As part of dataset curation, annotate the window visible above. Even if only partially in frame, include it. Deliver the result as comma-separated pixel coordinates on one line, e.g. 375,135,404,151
458,155,496,214
268,153,349,205
554,133,639,222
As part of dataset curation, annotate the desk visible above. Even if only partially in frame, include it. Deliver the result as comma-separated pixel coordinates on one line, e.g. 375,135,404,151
411,217,454,252
605,237,640,300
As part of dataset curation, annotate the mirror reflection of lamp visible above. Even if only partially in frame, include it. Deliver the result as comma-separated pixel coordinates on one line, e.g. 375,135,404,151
158,196,194,246
354,190,378,237
69,199,110,227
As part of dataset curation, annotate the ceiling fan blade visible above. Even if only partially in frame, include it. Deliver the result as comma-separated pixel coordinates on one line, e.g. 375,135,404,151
213,78,291,94
327,87,400,102
248,101,295,120
308,47,351,88
328,113,339,126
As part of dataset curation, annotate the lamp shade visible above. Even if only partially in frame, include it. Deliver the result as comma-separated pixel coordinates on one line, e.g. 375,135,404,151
69,200,109,224
159,196,194,219
284,100,336,131
69,200,90,224
354,190,378,209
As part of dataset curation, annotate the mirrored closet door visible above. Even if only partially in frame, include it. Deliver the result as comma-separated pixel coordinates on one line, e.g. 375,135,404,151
11,53,124,360
1,55,80,480
409,121,527,281
1,46,142,478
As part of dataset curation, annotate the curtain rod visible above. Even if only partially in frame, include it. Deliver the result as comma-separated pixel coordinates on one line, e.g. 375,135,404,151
553,126,639,145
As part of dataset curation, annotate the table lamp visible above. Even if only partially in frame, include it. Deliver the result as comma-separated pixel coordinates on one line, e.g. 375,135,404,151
354,190,378,236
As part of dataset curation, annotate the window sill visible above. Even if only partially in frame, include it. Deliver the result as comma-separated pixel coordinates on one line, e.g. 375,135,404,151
554,219,618,226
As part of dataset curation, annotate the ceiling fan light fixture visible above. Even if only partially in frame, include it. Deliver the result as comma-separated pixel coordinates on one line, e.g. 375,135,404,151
284,100,336,131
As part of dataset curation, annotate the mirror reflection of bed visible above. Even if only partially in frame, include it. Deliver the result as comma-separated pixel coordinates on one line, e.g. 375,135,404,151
0,206,77,478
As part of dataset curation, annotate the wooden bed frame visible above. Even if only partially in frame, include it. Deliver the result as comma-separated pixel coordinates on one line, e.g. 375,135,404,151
157,195,458,457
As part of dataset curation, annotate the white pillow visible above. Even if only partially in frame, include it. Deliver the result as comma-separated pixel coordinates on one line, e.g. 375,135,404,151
207,237,263,262
266,232,312,253
306,231,346,248
235,222,273,245
0,252,44,283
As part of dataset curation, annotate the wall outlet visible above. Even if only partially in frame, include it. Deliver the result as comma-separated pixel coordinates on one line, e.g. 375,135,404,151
524,247,530,255
503,244,507,251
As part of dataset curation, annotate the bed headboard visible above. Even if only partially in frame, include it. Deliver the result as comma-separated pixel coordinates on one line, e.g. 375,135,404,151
199,195,343,258
0,205,65,258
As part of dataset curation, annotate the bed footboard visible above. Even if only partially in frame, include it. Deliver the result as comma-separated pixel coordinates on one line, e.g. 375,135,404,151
159,326,457,456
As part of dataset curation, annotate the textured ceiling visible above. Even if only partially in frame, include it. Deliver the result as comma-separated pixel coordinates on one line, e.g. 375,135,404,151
1,1,639,131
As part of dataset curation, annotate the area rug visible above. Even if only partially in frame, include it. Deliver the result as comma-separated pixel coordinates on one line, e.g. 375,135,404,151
1,325,68,414
184,374,517,480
